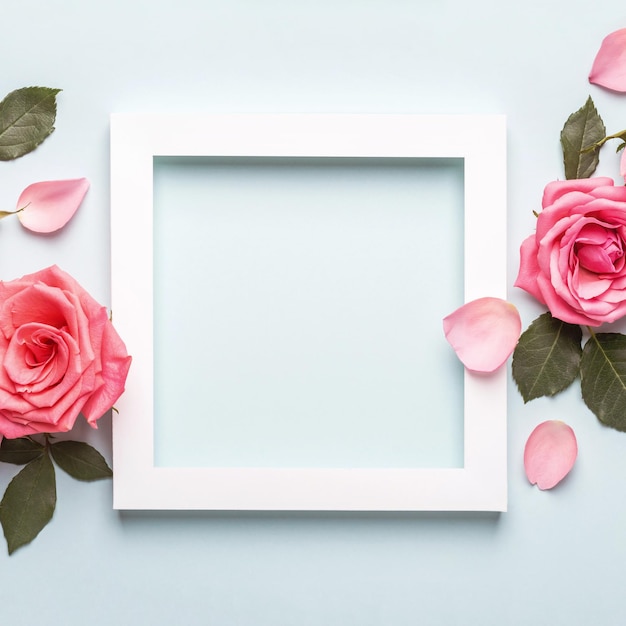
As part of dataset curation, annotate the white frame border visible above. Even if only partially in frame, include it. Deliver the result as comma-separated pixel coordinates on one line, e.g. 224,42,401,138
110,113,507,511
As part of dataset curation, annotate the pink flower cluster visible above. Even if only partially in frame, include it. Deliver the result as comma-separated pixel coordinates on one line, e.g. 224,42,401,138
0,266,131,439
516,178,626,326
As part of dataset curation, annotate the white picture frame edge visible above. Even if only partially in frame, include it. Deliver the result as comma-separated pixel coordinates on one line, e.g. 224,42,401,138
110,113,507,511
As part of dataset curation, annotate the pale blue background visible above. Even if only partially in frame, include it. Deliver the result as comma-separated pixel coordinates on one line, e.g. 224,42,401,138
153,157,464,468
1,1,626,624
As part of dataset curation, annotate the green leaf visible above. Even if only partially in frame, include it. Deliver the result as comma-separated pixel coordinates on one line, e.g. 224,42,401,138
560,96,606,179
0,86,61,161
0,454,56,554
50,440,112,481
0,437,44,465
581,333,626,432
512,312,583,402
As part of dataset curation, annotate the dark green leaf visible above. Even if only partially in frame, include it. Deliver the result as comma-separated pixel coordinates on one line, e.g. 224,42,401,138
0,86,61,161
560,96,606,179
0,437,44,465
0,454,56,554
50,440,112,481
581,333,626,432
512,312,583,402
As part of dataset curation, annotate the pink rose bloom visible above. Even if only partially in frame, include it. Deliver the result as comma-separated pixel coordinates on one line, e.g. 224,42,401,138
0,265,131,438
515,177,626,326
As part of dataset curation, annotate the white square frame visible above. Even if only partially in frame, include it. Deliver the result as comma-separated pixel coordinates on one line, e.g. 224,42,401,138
110,113,507,511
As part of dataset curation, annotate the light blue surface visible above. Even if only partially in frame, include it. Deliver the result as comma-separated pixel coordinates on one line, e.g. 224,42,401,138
2,1,626,624
153,157,464,468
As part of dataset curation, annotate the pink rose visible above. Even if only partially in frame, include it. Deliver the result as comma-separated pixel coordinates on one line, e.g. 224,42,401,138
0,265,131,438
515,177,626,326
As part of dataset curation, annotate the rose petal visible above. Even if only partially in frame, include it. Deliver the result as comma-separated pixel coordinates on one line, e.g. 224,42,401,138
589,28,626,92
541,177,615,208
524,421,577,490
442,297,521,373
514,235,546,305
17,178,90,233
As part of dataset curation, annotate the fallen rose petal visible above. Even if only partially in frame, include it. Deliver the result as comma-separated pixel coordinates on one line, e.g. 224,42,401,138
524,420,577,490
17,178,90,233
442,297,521,373
589,28,626,92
